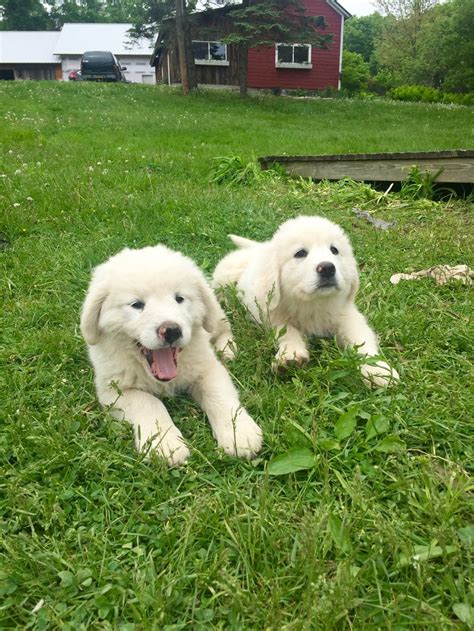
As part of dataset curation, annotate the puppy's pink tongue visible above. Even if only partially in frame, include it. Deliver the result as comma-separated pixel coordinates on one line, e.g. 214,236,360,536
151,348,177,381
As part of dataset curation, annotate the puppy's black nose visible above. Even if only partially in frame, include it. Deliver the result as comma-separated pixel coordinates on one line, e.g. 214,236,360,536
316,261,336,277
158,323,182,345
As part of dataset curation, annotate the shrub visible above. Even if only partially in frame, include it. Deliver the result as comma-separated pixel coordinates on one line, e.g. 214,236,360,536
390,85,474,106
341,51,370,95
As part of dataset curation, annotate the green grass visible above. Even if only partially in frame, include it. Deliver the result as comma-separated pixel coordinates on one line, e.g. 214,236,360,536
1,82,473,629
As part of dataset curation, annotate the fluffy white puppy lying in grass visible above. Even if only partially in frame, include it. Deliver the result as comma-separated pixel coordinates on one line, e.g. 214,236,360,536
213,215,399,387
81,245,263,466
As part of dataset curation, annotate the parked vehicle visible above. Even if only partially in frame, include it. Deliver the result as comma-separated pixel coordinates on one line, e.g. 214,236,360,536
80,51,127,82
68,69,82,81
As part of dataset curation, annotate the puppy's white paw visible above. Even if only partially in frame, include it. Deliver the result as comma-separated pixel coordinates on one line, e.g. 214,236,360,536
215,411,263,459
214,334,236,361
272,346,309,373
139,427,190,467
361,361,400,388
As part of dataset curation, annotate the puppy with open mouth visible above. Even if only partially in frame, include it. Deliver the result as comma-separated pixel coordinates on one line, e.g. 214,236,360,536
81,245,263,466
213,215,399,387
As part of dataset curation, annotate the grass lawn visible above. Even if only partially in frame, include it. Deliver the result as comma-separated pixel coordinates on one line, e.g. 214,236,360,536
1,82,473,629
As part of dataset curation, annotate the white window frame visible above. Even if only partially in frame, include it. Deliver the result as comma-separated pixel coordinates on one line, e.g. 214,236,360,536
275,43,312,69
192,40,229,66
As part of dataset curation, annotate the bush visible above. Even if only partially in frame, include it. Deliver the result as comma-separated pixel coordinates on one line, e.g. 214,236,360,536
341,51,370,95
390,85,474,106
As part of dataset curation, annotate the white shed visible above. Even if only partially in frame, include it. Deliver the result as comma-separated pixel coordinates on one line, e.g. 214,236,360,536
0,31,61,80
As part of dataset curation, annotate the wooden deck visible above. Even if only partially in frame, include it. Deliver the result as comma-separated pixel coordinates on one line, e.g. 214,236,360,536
259,150,474,184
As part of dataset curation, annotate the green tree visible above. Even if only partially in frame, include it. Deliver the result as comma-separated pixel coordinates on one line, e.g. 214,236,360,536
343,13,384,70
372,0,473,91
374,0,440,84
340,50,370,94
0,0,53,30
49,0,138,27
417,0,474,91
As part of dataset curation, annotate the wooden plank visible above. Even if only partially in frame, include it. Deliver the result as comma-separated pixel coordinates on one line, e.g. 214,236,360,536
259,150,474,183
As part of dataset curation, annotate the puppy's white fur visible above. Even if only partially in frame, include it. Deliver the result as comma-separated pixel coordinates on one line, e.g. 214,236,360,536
213,215,399,387
81,245,262,466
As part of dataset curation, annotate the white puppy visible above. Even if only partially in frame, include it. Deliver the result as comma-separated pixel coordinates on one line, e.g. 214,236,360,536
213,215,399,387
81,245,263,466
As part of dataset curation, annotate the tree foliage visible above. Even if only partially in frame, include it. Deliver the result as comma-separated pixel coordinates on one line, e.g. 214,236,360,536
0,0,53,30
49,0,139,27
343,13,384,65
341,51,370,94
344,0,473,93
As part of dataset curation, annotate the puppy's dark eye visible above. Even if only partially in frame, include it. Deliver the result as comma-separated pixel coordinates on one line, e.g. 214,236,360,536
131,301,145,310
175,295,184,304
294,249,308,259
330,246,339,255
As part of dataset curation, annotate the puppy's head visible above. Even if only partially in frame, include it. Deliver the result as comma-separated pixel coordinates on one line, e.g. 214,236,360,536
271,216,359,304
80,245,220,382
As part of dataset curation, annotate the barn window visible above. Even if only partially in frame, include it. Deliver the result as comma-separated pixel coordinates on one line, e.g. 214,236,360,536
275,44,312,69
192,41,229,66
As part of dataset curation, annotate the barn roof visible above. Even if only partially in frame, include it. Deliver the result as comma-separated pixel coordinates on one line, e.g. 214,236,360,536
0,31,61,64
53,23,154,56
326,0,351,19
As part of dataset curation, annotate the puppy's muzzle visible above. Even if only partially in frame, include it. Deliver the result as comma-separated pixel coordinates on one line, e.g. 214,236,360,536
158,322,182,345
316,262,336,278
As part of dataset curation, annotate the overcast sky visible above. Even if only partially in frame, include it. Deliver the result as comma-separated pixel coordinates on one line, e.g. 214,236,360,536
341,0,378,16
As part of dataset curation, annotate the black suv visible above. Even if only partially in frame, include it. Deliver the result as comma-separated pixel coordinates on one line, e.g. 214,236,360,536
80,51,127,82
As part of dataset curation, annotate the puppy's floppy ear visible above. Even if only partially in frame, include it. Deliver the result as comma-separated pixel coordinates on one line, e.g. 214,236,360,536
253,243,281,313
80,266,109,346
196,274,232,339
347,263,360,303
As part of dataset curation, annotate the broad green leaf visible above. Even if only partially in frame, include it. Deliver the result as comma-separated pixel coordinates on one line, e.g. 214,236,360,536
58,571,74,587
319,438,341,451
458,525,474,547
365,415,390,441
374,435,406,453
398,544,458,567
267,447,316,476
452,603,473,627
328,514,352,553
334,407,358,441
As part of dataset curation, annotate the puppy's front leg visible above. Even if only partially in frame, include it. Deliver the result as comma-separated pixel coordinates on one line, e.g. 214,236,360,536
191,360,262,459
336,307,399,388
273,324,309,372
103,388,190,466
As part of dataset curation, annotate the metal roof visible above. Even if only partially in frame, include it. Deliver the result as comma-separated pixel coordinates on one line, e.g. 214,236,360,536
0,31,61,64
53,23,154,56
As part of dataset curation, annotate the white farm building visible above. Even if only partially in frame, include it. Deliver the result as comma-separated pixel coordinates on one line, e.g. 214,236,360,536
0,23,155,84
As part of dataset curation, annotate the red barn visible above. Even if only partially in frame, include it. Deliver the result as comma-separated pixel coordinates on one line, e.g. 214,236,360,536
152,0,350,92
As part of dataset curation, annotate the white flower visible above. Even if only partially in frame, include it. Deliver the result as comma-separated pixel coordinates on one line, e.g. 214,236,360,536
14,169,21,175
13,202,20,207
